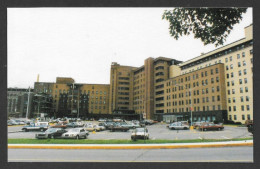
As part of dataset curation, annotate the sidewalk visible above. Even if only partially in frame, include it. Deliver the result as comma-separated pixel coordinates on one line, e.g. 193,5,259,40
8,140,253,149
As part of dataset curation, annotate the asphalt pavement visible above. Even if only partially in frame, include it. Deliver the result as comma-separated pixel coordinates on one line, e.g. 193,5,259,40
8,146,253,162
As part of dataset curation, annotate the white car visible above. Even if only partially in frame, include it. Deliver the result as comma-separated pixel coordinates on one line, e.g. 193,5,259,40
61,128,88,139
169,122,189,130
131,128,149,140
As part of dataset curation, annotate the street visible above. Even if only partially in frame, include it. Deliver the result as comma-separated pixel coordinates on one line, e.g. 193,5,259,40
8,146,253,162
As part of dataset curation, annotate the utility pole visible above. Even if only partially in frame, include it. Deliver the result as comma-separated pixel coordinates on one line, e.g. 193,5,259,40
26,87,30,119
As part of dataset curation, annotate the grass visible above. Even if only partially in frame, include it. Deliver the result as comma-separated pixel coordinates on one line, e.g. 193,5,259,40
8,138,253,144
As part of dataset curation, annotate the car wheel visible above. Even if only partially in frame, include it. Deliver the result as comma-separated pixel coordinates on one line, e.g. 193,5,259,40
184,127,188,130
218,128,221,131
172,127,175,130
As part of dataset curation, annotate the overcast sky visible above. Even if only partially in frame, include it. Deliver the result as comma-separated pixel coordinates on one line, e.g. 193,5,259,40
7,8,253,88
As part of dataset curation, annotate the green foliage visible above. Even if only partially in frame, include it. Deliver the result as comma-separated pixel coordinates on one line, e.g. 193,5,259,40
162,8,247,46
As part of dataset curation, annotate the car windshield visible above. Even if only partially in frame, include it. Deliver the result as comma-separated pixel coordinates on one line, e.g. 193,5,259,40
136,128,145,132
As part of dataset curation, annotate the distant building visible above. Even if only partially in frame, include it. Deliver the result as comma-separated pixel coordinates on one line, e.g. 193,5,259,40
7,88,34,118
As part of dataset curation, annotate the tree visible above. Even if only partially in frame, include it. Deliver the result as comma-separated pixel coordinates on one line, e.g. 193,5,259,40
162,8,247,46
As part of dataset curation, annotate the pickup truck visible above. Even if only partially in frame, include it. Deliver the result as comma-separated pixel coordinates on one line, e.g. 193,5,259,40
22,123,49,132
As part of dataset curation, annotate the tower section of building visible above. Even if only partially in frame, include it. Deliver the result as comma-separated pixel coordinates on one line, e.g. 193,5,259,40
109,62,137,115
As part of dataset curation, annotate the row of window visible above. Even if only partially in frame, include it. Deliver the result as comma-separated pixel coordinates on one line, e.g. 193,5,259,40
229,114,251,121
166,105,222,113
228,96,250,103
166,86,220,99
228,105,250,112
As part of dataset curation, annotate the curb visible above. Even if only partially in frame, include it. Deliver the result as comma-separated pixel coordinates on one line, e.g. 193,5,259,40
8,140,253,150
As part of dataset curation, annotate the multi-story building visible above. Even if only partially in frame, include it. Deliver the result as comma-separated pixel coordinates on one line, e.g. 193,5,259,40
7,88,34,118
33,77,110,119
176,24,253,123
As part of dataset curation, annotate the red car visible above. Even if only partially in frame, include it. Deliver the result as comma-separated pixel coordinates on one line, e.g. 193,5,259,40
199,123,224,131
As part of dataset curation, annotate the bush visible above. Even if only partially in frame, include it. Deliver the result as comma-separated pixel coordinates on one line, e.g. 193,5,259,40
235,122,242,125
213,120,219,124
225,120,235,124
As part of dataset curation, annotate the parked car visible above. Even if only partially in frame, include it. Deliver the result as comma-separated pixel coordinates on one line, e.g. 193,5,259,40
131,128,149,140
104,121,116,129
61,128,88,139
22,123,49,132
108,123,129,132
35,128,67,139
14,119,25,125
120,122,140,129
192,122,204,129
84,124,104,132
169,122,189,130
51,123,67,129
199,123,224,131
66,122,84,128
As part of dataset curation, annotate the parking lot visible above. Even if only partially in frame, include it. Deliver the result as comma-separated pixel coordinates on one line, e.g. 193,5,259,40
8,122,252,140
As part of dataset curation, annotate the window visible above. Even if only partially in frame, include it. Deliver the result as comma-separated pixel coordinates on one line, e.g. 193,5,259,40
212,96,215,102
241,96,244,102
228,98,231,103
233,97,236,103
229,56,232,61
205,71,208,76
201,72,204,77
225,58,228,62
247,114,251,120
232,89,235,94
226,65,229,70
217,86,220,92
239,70,242,76
240,87,243,93
244,78,248,84
231,81,234,86
238,62,241,67
242,52,245,57
234,115,237,120
216,68,219,73
237,54,240,59
247,105,250,111
233,106,236,111
246,96,249,101
242,115,245,120
227,74,229,79
227,82,230,86
245,87,248,92
241,105,244,111
212,87,215,93
244,69,247,75
239,79,242,84
211,69,214,75
231,72,234,78
229,115,232,120
212,105,215,111
216,77,219,82
229,106,232,111
243,61,246,66
217,95,220,101
230,64,233,69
